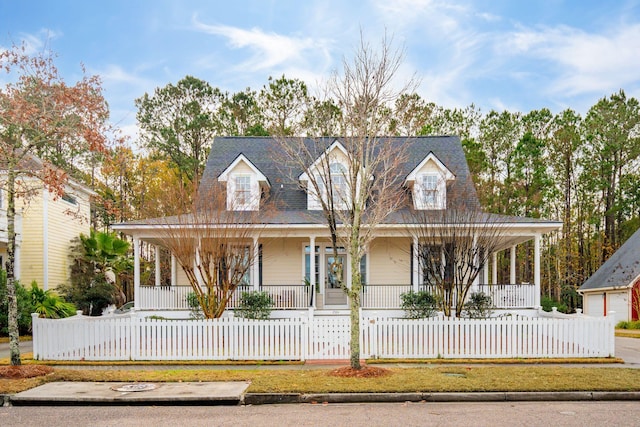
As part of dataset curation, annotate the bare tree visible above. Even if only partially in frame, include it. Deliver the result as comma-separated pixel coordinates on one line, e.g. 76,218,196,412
155,184,265,319
279,33,417,369
407,195,509,317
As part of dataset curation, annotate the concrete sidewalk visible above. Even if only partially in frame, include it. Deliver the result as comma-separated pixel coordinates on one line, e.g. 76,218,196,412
10,381,251,406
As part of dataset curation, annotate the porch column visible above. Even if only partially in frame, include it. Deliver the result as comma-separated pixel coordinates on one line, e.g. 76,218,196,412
252,237,259,290
510,245,516,284
471,236,479,291
133,236,140,310
412,236,419,291
491,252,498,285
195,239,204,288
534,234,541,307
309,236,316,308
482,260,489,285
171,254,177,287
155,245,161,287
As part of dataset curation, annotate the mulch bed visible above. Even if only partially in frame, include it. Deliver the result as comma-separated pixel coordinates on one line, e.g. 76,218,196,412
0,365,54,379
328,365,390,378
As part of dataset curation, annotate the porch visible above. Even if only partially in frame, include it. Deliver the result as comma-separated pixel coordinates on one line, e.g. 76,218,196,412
135,282,538,313
123,223,552,316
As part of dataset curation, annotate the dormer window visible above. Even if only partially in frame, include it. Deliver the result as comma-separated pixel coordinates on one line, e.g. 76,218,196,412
218,154,270,211
329,162,348,206
299,140,356,211
420,174,439,208
404,152,454,210
235,175,252,207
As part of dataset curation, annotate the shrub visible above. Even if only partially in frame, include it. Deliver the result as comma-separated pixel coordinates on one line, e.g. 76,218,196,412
465,292,493,318
0,270,34,335
235,291,274,320
616,320,640,329
400,290,437,319
541,295,568,313
186,292,204,319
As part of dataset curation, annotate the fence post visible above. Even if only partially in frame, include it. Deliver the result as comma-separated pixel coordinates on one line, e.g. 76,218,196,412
607,311,616,357
31,313,40,360
301,316,308,362
131,315,138,361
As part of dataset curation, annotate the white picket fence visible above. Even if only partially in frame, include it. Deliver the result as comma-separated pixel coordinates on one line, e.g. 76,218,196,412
31,312,615,361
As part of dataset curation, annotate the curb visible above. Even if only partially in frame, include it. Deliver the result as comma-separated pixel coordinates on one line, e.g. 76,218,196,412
4,391,640,406
244,391,640,405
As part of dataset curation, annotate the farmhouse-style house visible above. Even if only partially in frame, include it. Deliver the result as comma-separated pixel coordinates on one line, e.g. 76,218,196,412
113,136,562,318
0,155,94,290
579,227,640,322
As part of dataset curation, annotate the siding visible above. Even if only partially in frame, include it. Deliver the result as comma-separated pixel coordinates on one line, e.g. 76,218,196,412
45,189,91,289
368,237,411,285
17,191,44,287
262,237,306,285
17,185,91,290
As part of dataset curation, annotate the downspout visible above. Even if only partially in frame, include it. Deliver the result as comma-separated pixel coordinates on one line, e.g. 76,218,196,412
42,188,49,290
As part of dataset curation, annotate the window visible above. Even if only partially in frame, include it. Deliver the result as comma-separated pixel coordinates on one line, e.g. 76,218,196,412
61,193,77,205
235,176,251,207
304,245,320,287
421,175,438,207
419,244,442,287
329,162,348,207
220,245,251,287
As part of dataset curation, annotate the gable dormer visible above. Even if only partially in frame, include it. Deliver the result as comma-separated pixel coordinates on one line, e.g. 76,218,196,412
218,154,269,211
299,140,352,210
404,152,455,210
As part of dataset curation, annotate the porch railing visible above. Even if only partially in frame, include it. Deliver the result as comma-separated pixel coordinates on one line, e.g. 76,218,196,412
475,283,536,309
361,284,411,309
137,282,537,311
137,284,312,311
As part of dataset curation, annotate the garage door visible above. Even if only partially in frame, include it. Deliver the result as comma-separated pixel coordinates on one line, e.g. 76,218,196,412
608,291,630,322
585,293,605,317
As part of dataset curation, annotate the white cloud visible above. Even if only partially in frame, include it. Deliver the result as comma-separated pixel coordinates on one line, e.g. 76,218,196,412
371,0,471,35
0,29,63,56
501,23,640,96
191,16,330,71
95,64,153,87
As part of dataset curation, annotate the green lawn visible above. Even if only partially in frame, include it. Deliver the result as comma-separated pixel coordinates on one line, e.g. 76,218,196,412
2,364,640,395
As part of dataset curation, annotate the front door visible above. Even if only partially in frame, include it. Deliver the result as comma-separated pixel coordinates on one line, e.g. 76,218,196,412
325,249,347,306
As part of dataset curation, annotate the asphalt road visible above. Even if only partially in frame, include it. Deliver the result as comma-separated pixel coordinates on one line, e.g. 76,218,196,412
1,401,639,426
0,340,32,359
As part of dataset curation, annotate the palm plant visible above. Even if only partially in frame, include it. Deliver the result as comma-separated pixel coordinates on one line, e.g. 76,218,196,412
30,282,76,319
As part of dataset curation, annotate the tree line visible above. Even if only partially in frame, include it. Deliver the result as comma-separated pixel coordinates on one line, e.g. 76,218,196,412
3,45,639,323
93,75,639,309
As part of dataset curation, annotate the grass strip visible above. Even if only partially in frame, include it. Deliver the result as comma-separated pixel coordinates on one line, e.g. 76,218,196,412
2,366,640,395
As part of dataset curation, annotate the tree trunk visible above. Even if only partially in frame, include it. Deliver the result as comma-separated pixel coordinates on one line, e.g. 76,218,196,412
349,226,362,370
6,169,21,365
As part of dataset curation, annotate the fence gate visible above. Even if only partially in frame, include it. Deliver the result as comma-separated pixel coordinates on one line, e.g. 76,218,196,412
308,316,351,359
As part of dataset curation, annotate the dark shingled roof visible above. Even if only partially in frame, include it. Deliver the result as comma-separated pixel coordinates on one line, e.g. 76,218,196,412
579,227,640,291
199,135,480,218
115,136,562,227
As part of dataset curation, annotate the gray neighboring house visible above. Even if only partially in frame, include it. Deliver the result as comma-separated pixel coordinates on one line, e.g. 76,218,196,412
579,227,640,322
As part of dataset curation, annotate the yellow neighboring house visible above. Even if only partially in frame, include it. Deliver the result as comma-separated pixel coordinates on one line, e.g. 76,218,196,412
0,170,94,291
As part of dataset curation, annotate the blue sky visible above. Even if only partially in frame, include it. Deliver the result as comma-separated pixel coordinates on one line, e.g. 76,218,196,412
2,0,639,139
